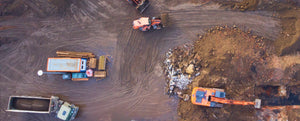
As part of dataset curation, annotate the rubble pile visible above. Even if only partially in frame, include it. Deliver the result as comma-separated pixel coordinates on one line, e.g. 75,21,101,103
163,25,267,97
164,44,202,96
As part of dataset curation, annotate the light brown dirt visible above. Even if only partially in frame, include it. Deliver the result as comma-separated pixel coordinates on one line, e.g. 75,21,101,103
215,0,300,55
173,26,300,121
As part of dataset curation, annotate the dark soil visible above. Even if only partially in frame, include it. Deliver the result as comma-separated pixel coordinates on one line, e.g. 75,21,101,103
172,26,300,120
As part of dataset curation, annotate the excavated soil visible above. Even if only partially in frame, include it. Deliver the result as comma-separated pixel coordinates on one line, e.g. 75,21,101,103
173,26,300,121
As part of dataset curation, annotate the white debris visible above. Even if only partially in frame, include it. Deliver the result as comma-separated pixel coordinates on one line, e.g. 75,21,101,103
195,72,201,77
172,74,192,90
164,50,192,93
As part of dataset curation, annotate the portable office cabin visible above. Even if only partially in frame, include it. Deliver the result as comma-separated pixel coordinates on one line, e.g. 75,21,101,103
47,58,87,72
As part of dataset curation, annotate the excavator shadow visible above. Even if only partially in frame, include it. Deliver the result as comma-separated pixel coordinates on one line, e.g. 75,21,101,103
255,85,300,106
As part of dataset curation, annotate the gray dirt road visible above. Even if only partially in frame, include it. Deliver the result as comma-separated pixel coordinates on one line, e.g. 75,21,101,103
0,1,279,121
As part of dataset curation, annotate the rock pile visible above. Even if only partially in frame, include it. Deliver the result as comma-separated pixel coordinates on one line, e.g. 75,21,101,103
164,44,202,96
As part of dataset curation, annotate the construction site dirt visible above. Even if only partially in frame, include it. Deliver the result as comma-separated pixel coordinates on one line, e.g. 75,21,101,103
0,0,299,121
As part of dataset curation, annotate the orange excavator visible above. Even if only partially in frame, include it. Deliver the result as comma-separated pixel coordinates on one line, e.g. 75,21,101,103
191,87,261,108
127,0,150,13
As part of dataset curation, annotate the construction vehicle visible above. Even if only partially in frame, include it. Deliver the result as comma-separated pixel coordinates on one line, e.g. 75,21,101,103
127,0,150,13
191,87,261,108
133,13,168,31
6,96,79,121
39,51,107,81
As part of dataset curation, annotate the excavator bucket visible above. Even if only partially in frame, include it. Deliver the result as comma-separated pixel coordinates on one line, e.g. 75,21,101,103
136,0,150,13
160,13,169,27
255,99,261,109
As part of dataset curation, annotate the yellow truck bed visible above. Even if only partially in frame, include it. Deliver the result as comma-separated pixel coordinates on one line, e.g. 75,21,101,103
94,71,106,78
98,56,106,71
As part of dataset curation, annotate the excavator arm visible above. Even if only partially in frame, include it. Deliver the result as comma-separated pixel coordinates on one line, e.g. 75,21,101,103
211,97,261,108
211,97,254,105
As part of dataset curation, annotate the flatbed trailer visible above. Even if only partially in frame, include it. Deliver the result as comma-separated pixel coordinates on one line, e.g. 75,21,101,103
43,51,107,81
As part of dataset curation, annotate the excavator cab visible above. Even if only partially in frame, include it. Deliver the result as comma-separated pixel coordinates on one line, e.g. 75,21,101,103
127,0,150,13
191,87,224,107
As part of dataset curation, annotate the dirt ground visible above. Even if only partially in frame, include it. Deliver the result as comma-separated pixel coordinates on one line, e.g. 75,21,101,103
0,0,299,121
215,0,300,55
172,26,299,121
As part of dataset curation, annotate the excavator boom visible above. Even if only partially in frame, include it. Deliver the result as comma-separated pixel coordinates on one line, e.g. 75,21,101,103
191,87,261,108
211,97,261,108
211,97,254,105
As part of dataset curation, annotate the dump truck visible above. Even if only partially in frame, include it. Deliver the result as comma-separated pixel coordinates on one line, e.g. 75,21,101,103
42,51,107,81
127,0,150,13
133,13,168,31
6,96,79,121
191,87,261,108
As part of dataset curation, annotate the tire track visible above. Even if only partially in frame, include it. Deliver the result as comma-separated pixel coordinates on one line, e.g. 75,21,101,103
2,1,284,121
168,8,279,40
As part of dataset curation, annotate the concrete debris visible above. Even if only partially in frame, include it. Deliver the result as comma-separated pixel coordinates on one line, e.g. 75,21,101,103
172,74,191,90
164,48,196,95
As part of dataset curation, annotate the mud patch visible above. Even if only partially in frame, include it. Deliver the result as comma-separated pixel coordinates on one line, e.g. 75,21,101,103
0,0,27,16
0,37,19,47
0,0,73,17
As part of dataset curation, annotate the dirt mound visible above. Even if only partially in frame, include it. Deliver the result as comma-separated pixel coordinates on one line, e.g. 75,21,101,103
215,0,259,11
164,0,212,7
164,26,300,120
233,0,259,11
176,26,266,120
215,0,300,55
